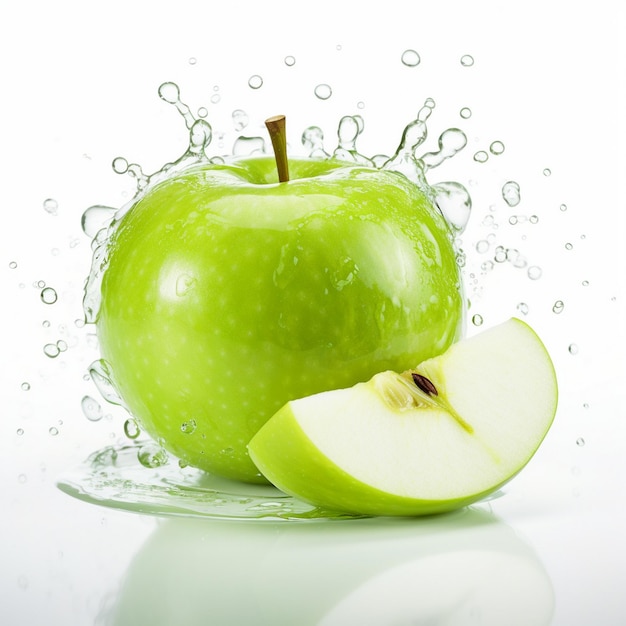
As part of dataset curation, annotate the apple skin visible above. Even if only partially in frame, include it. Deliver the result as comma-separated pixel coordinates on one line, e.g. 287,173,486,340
96,156,464,482
248,318,558,513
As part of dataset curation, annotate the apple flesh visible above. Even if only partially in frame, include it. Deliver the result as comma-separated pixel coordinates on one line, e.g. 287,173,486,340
96,156,464,483
248,318,558,514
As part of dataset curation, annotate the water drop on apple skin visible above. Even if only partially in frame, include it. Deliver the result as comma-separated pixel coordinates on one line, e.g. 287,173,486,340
137,443,168,468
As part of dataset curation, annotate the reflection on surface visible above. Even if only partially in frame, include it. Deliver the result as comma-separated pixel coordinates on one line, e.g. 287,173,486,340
103,507,553,625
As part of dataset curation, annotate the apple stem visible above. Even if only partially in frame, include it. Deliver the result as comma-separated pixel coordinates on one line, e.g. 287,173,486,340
265,115,290,182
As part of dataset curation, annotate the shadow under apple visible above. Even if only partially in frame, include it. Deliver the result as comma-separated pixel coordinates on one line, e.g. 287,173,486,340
102,506,554,626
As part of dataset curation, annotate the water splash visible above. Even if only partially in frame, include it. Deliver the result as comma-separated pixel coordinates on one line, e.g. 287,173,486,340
333,115,372,164
56,442,367,521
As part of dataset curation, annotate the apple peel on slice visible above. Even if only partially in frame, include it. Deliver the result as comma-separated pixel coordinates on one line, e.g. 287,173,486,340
248,318,558,516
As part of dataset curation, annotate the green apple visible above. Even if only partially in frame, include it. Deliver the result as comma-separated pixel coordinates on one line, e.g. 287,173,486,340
248,318,558,513
96,156,463,483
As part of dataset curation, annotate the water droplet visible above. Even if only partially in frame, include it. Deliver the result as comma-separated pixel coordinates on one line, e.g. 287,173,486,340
81,205,117,239
197,107,208,118
175,273,196,297
88,359,125,407
576,437,585,447
81,395,104,422
158,81,180,104
284,55,296,66
188,56,197,65
489,141,504,155
314,83,332,100
21,382,30,391
473,150,488,163
57,340,68,353
459,107,472,119
112,157,129,174
516,302,529,315
552,300,565,314
543,168,551,177
180,419,197,434
401,49,421,67
9,261,17,269
124,418,140,439
527,266,542,280
568,343,579,355
232,109,249,131
49,427,59,436
16,427,25,436
432,181,472,233
475,239,490,253
502,181,521,207
508,250,527,270
40,287,58,305
43,198,58,215
472,314,483,326
494,246,507,263
460,54,475,67
529,215,539,224
43,343,60,358
565,242,573,250
137,443,168,468
559,203,568,212
210,93,221,104
581,280,589,287
248,74,263,89
18,474,27,484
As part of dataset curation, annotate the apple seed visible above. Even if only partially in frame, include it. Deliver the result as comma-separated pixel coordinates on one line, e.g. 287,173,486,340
411,373,438,396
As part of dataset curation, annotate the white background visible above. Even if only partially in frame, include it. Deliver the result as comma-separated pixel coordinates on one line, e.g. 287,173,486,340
1,1,625,624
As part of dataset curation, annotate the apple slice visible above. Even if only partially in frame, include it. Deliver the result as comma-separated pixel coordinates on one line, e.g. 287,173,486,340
248,318,558,516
